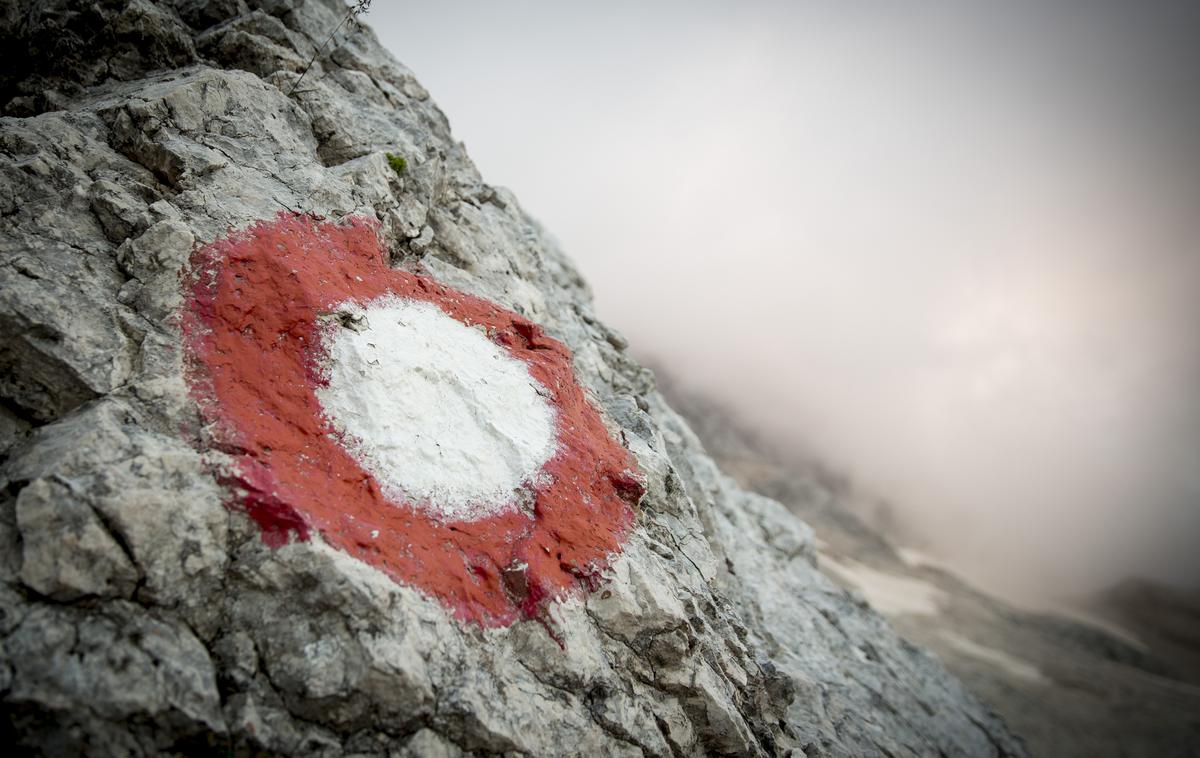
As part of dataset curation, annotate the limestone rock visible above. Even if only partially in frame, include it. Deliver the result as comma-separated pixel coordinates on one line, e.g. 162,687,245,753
16,478,140,601
0,1,1023,755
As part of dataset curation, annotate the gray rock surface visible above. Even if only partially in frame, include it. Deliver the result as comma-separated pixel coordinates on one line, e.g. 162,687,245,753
0,1,1023,754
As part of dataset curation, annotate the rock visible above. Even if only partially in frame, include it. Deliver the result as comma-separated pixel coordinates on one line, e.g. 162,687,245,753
16,478,140,601
3,601,224,755
88,178,153,243
0,0,197,115
115,219,196,321
0,0,1024,755
395,728,465,758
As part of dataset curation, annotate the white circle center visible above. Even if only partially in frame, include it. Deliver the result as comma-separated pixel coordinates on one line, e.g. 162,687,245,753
315,297,557,520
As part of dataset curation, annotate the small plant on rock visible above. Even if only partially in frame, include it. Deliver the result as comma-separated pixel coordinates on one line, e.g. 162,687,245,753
385,152,407,177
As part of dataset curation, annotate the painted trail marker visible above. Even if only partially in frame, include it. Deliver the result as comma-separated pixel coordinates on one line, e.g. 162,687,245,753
183,213,643,626
318,297,558,521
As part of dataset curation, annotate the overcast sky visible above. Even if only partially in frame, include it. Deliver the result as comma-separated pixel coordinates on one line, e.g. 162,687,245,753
369,1,1200,602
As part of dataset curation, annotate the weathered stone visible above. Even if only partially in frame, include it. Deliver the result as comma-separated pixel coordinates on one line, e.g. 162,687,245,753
16,478,140,601
3,602,223,754
0,1,1024,754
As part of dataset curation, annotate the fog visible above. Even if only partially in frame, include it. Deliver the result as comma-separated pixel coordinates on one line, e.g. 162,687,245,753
370,1,1200,601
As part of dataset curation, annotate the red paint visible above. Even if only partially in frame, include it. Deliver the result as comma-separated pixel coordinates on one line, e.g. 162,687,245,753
182,213,642,626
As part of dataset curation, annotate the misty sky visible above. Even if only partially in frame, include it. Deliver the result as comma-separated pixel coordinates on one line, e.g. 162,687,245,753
369,1,1200,601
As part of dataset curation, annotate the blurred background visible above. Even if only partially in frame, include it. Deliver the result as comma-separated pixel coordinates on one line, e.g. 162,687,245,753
369,1,1200,607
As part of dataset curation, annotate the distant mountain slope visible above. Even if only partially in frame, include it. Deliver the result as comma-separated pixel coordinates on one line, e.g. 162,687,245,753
656,367,1200,756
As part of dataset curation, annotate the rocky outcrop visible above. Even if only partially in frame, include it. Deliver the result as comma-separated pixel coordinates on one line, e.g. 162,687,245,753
0,1,1023,754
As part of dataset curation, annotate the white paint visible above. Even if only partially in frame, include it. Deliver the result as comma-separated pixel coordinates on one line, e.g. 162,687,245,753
316,297,557,520
819,553,948,617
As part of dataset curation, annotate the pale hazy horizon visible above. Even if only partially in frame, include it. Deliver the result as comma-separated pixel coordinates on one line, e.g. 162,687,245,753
371,1,1200,602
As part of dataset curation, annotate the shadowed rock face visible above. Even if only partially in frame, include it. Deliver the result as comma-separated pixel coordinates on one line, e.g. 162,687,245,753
0,1,1023,755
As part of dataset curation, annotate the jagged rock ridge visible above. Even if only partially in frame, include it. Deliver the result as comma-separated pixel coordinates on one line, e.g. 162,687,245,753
0,1,1023,755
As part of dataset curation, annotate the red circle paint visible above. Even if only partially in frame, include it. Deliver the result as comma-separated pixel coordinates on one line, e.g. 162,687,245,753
181,212,643,627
